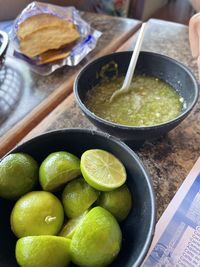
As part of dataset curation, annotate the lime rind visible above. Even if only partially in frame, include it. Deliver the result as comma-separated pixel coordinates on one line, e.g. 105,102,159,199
97,184,132,221
41,169,81,191
70,207,122,267
16,236,71,267
0,153,38,199
59,210,88,239
39,151,81,191
10,191,64,238
62,177,99,218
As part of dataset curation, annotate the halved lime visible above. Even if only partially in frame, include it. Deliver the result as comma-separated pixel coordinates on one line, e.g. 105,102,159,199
97,184,132,221
39,151,81,191
70,206,122,267
16,236,71,267
59,210,88,239
62,177,99,218
80,149,126,191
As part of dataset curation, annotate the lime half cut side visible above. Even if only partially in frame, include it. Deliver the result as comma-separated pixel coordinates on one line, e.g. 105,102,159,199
80,149,126,191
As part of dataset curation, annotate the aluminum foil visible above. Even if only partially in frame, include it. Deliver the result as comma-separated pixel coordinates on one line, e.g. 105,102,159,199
9,1,102,75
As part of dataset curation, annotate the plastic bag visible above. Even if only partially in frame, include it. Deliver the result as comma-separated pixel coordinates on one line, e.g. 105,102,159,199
9,1,102,75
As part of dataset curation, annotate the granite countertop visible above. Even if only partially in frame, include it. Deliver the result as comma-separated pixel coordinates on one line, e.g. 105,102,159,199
120,19,200,218
22,19,200,220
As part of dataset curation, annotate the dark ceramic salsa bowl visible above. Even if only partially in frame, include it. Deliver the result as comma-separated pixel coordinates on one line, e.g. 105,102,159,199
74,51,199,146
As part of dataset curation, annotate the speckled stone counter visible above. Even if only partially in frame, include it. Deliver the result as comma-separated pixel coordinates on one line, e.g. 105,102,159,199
118,19,200,219
22,19,200,220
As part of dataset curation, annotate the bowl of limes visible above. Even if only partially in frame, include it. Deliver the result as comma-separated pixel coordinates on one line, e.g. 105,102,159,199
0,129,156,267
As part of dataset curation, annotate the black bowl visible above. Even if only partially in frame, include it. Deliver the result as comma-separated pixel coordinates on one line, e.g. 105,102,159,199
0,129,155,267
74,51,199,146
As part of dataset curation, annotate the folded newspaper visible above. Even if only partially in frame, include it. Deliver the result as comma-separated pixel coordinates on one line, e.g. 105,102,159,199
143,157,200,267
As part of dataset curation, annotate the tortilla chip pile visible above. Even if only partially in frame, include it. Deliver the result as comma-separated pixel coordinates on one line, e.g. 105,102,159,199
17,13,80,64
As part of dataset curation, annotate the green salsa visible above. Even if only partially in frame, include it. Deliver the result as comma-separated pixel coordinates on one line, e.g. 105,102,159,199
85,75,183,127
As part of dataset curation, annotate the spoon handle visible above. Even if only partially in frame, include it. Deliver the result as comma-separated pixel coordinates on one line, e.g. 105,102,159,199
122,23,147,90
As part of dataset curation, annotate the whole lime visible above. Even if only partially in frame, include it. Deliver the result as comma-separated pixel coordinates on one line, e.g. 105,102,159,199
62,177,99,218
97,184,132,221
0,153,38,199
11,191,64,238
39,151,81,191
70,206,122,267
16,236,71,267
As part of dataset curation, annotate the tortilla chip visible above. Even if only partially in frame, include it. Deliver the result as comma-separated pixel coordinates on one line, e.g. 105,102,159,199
17,13,74,40
20,25,80,58
38,49,70,64
38,41,77,64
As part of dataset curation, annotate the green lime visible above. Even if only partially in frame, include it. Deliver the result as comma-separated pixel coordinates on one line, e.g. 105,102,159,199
62,177,99,218
97,184,132,221
59,210,88,239
16,236,71,267
70,206,122,267
80,149,126,191
0,153,38,199
39,151,81,191
11,191,64,238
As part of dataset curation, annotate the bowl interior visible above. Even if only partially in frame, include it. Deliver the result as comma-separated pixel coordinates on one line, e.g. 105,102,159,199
0,129,155,267
75,51,198,121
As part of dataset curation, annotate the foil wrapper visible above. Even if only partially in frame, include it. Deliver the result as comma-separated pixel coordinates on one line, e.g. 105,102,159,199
9,1,102,75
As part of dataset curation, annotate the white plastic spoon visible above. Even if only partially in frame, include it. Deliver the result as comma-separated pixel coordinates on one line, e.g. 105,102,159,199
110,23,147,102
